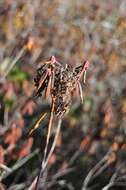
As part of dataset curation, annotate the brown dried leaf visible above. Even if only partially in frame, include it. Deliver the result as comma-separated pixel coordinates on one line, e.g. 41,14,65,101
16,137,33,159
0,145,5,164
79,136,91,150
22,100,35,115
4,123,22,145
111,142,119,152
48,153,56,166
107,152,116,164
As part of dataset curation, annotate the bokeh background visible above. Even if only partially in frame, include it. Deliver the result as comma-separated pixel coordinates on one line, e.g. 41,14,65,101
0,0,126,189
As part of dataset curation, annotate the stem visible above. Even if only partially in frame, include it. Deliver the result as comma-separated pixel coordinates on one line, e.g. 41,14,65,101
43,119,62,170
4,46,26,78
34,118,62,190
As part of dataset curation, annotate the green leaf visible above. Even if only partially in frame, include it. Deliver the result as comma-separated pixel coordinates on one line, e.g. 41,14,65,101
8,66,28,82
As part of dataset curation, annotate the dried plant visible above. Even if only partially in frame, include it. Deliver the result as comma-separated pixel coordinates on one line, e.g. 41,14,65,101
29,56,89,190
33,56,89,116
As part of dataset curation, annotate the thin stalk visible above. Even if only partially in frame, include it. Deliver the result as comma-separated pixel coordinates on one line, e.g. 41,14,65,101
4,46,26,78
34,118,62,190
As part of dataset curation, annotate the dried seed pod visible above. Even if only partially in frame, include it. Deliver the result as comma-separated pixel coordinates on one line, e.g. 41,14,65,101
33,57,89,118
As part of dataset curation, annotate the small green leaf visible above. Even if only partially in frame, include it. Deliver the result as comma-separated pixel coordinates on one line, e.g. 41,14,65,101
5,99,14,109
8,66,28,82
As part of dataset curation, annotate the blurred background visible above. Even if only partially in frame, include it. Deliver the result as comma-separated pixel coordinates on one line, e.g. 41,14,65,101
0,0,126,189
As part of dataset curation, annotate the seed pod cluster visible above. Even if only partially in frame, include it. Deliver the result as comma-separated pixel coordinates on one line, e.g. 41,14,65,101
33,57,89,118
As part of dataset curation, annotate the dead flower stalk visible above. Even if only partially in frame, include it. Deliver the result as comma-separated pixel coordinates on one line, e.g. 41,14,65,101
29,56,89,190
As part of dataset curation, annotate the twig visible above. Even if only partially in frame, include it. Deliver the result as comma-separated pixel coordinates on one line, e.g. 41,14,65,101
34,118,62,190
33,102,55,190
8,183,26,190
3,46,26,78
52,167,75,180
0,164,11,172
102,181,126,190
0,149,39,181
42,101,55,168
46,167,75,189
43,119,62,170
28,177,37,190
101,163,126,190
42,69,55,165
82,150,111,190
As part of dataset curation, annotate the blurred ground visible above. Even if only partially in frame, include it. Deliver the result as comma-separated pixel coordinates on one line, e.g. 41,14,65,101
0,0,126,189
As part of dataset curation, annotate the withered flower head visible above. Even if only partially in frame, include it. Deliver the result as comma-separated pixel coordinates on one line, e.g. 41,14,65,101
34,56,89,118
